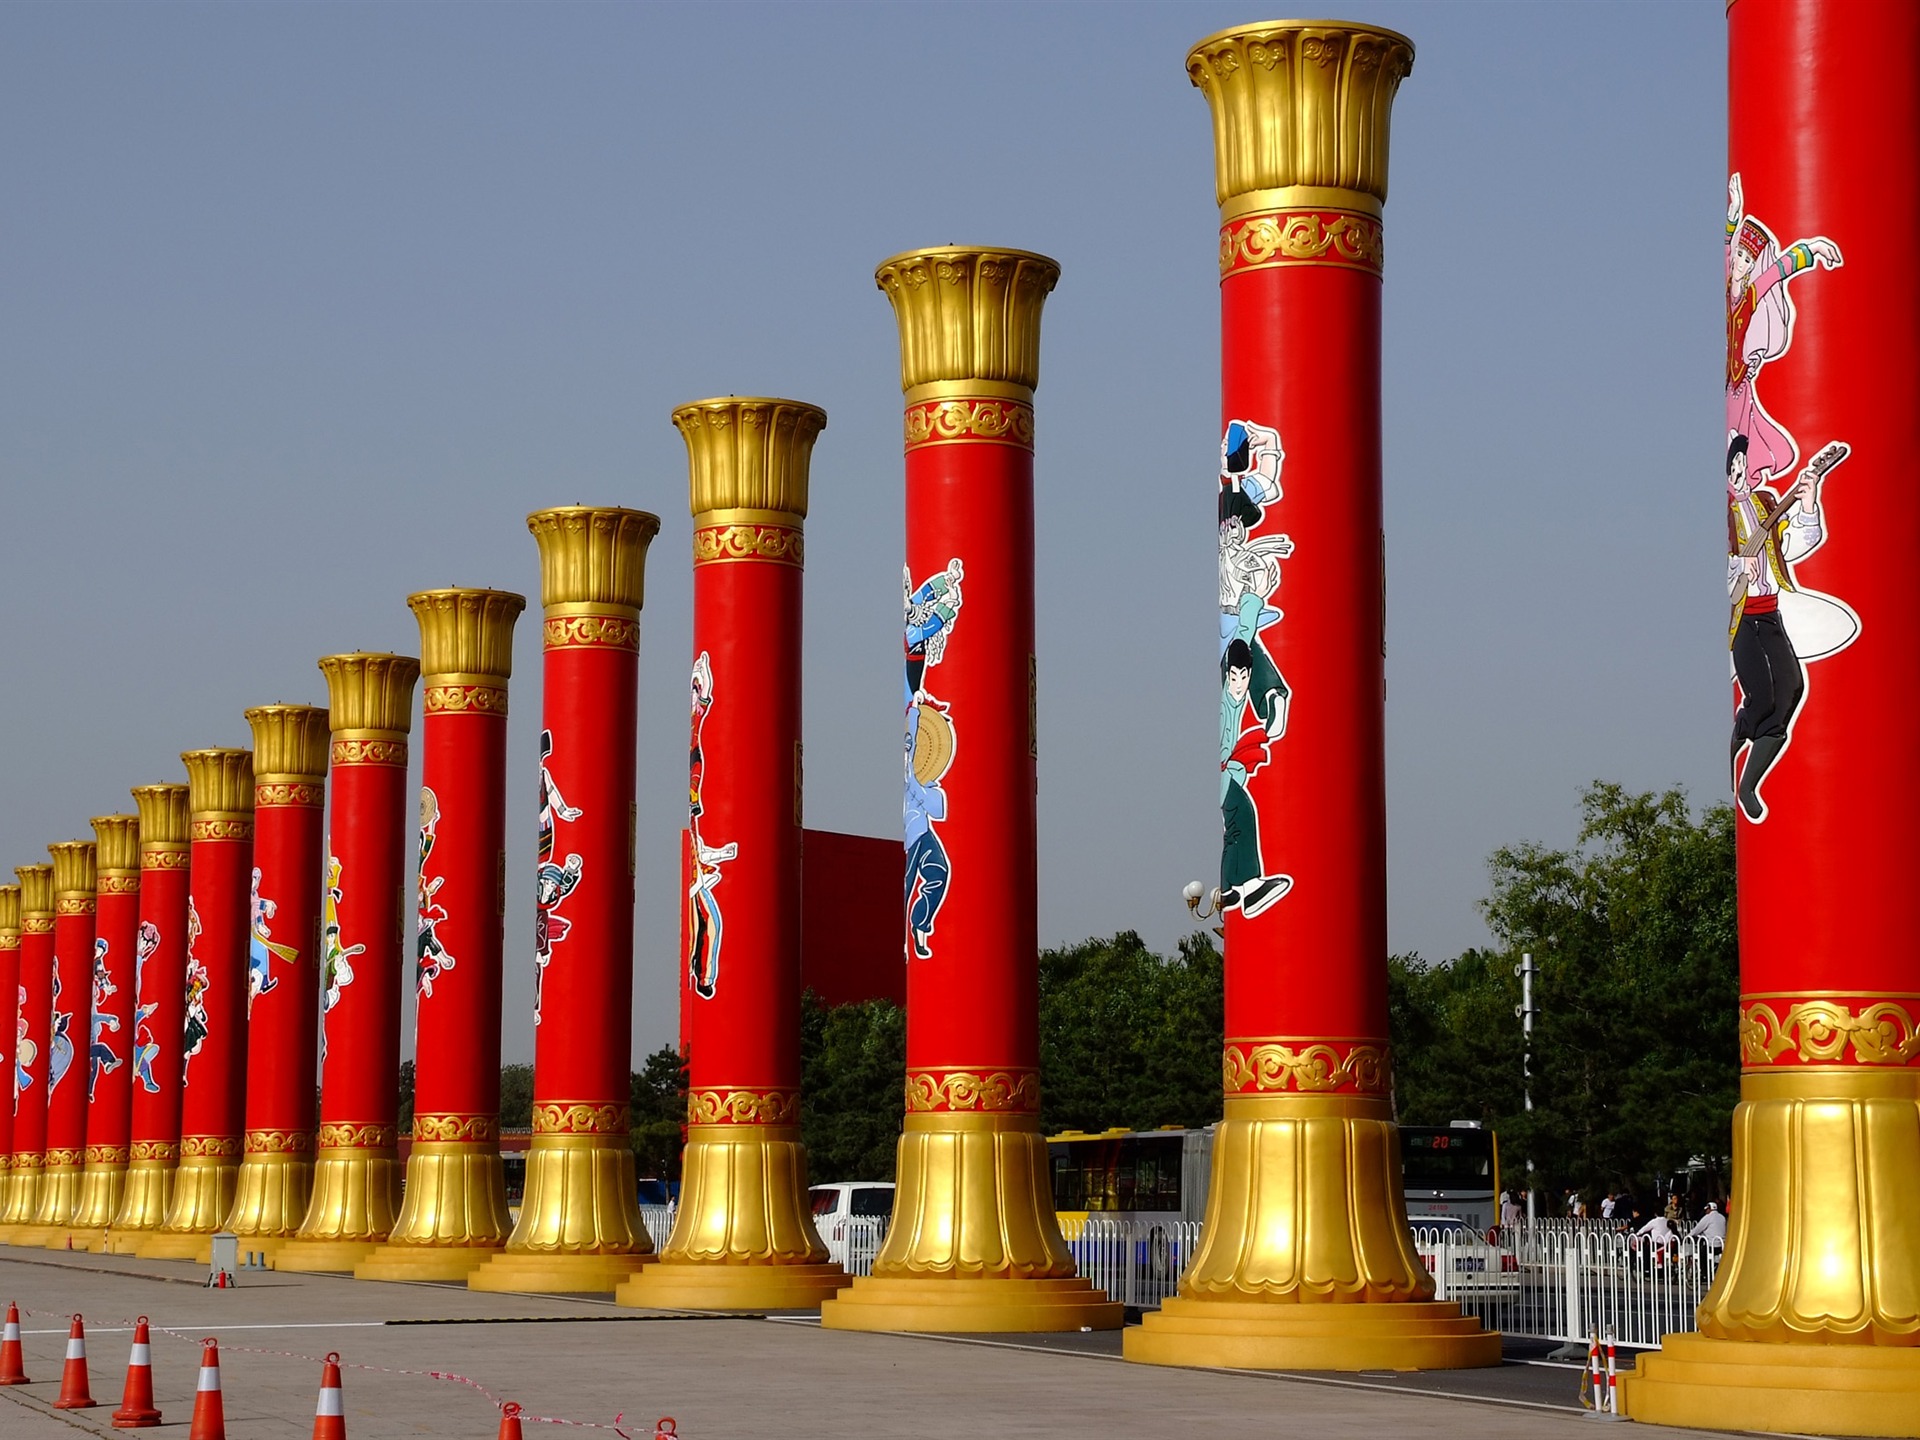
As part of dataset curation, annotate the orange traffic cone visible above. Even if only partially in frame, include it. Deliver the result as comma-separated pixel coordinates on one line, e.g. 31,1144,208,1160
312,1351,345,1440
496,1401,524,1440
53,1314,97,1409
188,1339,226,1440
111,1316,162,1428
0,1302,29,1386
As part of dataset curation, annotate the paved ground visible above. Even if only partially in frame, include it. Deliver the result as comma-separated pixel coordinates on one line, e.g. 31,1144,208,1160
0,1249,1756,1439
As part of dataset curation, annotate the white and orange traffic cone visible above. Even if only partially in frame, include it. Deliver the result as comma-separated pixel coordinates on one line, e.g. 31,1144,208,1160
312,1351,345,1440
0,1302,29,1386
53,1314,97,1409
496,1401,524,1440
188,1339,226,1440
111,1316,162,1428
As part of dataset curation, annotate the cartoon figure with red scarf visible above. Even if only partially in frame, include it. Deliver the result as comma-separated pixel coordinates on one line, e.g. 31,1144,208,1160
686,653,737,1000
532,728,583,1025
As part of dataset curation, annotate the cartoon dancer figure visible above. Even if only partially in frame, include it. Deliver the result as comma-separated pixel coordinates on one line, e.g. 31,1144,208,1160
88,937,123,1098
416,788,456,998
531,729,585,1025
247,866,299,1016
904,700,954,958
904,560,964,708
1221,639,1294,917
1725,173,1842,485
182,899,210,1075
321,854,362,1017
130,922,162,1094
685,653,737,1000
15,984,34,1098
46,952,76,1095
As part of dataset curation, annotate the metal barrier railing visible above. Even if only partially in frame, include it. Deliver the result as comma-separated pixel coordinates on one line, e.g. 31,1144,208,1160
1058,1216,1205,1309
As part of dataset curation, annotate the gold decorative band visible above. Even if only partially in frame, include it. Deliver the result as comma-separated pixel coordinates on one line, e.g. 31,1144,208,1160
902,377,1035,407
1739,995,1920,1069
904,1067,1041,1113
97,874,140,894
686,1088,802,1125
904,396,1035,451
424,684,508,716
23,917,54,934
411,1113,499,1143
316,1121,399,1149
84,1144,131,1165
191,818,254,842
140,849,190,871
543,614,641,651
332,727,408,744
55,897,97,915
181,1136,242,1159
332,738,409,768
131,1140,180,1163
10,1153,44,1172
255,782,325,809
531,1101,628,1135
1220,208,1383,278
692,522,805,568
243,1128,315,1155
1222,1038,1391,1094
1220,184,1385,223
46,1147,83,1167
0,936,17,951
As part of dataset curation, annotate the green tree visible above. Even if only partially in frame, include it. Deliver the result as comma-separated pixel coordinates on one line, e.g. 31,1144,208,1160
630,1046,687,1181
799,992,906,1182
396,1060,414,1131
499,1063,534,1130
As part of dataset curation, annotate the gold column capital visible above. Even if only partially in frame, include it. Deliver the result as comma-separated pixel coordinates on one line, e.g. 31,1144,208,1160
49,840,97,899
15,863,53,917
407,588,526,680
1186,20,1414,210
526,507,660,614
0,883,20,937
318,653,420,736
874,247,1060,394
675,397,825,524
182,748,255,817
90,815,142,876
245,704,330,785
131,784,190,853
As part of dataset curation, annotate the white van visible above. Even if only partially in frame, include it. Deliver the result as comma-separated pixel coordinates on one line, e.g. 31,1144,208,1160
808,1182,895,1267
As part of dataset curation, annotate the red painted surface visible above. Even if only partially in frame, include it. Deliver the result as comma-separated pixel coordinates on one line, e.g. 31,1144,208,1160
45,908,97,1161
320,750,408,1134
88,886,139,1156
180,834,251,1148
129,863,188,1156
13,924,52,1161
0,934,15,1166
1727,0,1920,1017
245,799,322,1140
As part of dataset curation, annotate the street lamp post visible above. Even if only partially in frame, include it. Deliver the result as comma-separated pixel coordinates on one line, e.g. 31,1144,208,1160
1514,952,1537,1226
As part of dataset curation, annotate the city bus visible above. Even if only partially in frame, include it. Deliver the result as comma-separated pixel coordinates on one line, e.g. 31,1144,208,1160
1048,1127,1212,1285
1400,1122,1500,1233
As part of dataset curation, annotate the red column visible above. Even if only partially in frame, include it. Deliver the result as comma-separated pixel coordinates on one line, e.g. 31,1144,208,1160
140,748,253,1258
30,840,97,1241
0,886,20,1219
1619,1,1920,1428
1128,20,1498,1372
0,866,53,1234
71,815,141,1245
821,248,1120,1335
104,784,190,1252
471,507,658,1295
618,398,847,1311
279,654,418,1272
357,588,524,1282
226,706,329,1242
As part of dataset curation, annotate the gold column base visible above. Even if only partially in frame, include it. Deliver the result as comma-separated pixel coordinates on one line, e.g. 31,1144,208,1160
223,1147,315,1241
615,1122,845,1311
65,1162,129,1250
275,1142,403,1272
1618,1334,1920,1437
0,1157,45,1242
352,1139,511,1281
817,1110,1122,1333
274,1239,382,1272
1126,1296,1500,1370
135,1153,240,1259
14,1162,85,1247
468,1131,653,1294
101,1157,179,1252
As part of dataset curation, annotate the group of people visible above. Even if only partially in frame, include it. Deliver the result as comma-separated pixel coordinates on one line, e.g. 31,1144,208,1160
1496,1189,1729,1250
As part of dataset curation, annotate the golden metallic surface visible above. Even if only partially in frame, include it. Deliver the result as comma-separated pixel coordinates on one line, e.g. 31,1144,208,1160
318,653,420,735
1186,20,1414,207
903,397,1036,452
411,1113,499,1143
1219,208,1384,278
876,247,1060,394
1222,1039,1390,1094
277,1139,403,1270
1741,995,1920,1068
182,749,255,817
1617,1333,1920,1435
16,864,53,916
90,815,141,875
676,396,824,521
690,523,805,569
103,1157,177,1246
1220,183,1384,221
68,1159,128,1241
1126,1297,1502,1370
330,738,408,767
132,784,190,848
0,883,19,934
48,840,97,898
468,1133,653,1293
904,1068,1041,1113
224,1149,315,1240
244,705,329,783
901,378,1035,407
618,1261,850,1311
137,1152,241,1257
21,1160,84,1244
354,1139,511,1279
821,1276,1123,1334
422,684,509,717
685,1089,802,1126
530,1101,628,1135
407,589,527,680
527,507,661,613
541,614,641,651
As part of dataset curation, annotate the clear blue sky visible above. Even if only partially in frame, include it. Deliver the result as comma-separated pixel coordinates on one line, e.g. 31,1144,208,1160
0,2,1727,1063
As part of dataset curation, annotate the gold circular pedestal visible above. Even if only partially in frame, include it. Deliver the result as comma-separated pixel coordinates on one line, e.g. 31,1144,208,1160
1618,1334,1920,1437
820,1275,1124,1333
355,1243,504,1282
1125,1296,1502,1370
468,1251,652,1295
466,1131,653,1295
273,1239,382,1273
618,1262,850,1312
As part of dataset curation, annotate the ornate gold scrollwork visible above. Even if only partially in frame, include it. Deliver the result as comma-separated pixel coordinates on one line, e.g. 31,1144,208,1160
691,524,805,568
1739,997,1920,1068
190,818,254,843
317,1121,399,1148
84,1144,131,1164
1220,210,1384,277
331,738,409,767
131,1140,180,1162
255,782,325,808
140,850,190,871
45,1147,83,1167
23,917,54,934
531,1101,629,1135
180,1136,242,1159
243,1128,315,1154
424,684,508,716
1222,1040,1391,1094
685,1089,802,1125
903,398,1036,451
904,1068,1042,1113
55,897,97,915
411,1113,500,1143
97,874,141,894
542,615,642,651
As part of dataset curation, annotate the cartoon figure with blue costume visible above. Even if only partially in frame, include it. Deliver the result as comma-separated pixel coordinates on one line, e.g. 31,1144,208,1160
14,984,33,1098
88,937,123,1098
685,653,737,1001
532,729,584,1026
47,952,75,1094
182,899,211,1077
903,558,964,960
131,921,162,1094
248,866,299,1016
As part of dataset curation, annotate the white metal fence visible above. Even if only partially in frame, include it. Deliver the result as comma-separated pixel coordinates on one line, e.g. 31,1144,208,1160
1059,1216,1204,1308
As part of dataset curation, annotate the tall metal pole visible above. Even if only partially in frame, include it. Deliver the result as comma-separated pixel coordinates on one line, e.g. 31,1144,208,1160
1516,952,1536,1227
